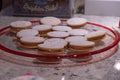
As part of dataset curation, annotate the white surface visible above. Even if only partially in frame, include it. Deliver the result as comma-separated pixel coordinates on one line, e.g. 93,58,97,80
85,0,120,16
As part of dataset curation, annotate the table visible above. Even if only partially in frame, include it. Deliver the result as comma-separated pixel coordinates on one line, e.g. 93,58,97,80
0,14,120,80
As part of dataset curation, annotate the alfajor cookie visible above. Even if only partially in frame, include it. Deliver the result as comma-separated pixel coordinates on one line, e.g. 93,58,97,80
67,18,87,28
52,26,72,32
38,38,68,55
16,29,39,39
33,25,52,36
40,16,61,26
10,21,32,33
68,41,95,62
19,36,45,48
47,31,69,38
85,30,106,42
68,29,88,36
65,36,87,43
69,41,95,52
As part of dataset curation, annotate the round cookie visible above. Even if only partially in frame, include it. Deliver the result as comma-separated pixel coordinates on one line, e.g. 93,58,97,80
40,16,61,26
33,25,52,36
47,31,69,38
67,18,87,28
38,43,65,55
68,41,95,62
85,30,106,42
37,38,67,63
65,36,87,43
10,21,32,33
19,36,45,48
52,26,72,32
69,41,95,52
38,38,68,55
16,29,39,39
68,29,88,36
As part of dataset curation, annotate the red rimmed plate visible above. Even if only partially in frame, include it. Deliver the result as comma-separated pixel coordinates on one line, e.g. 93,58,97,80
0,20,119,67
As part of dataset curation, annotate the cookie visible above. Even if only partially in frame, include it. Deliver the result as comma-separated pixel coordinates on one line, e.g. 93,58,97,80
16,29,39,39
69,41,95,51
67,18,87,28
40,16,61,26
10,21,32,33
33,25,52,36
19,36,45,48
65,36,87,43
85,30,106,42
38,38,68,55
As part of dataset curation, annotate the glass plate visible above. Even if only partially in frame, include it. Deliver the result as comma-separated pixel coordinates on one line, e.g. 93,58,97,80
0,20,119,67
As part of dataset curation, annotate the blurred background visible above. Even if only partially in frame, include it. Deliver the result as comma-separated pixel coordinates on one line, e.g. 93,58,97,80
0,0,84,13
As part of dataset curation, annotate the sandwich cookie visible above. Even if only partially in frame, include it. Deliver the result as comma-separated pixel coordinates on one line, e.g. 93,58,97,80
52,26,72,32
67,18,87,28
47,31,69,38
69,41,95,52
40,16,61,26
69,41,95,62
33,25,52,36
16,29,39,39
37,38,67,63
38,38,68,55
85,30,106,42
10,21,32,33
65,36,87,43
19,36,45,48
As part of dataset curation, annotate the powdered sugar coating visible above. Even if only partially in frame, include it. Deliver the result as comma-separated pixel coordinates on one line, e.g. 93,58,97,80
20,36,45,43
10,21,32,28
16,29,39,38
67,18,87,26
70,41,95,47
52,26,72,32
40,16,61,26
33,25,52,31
65,36,87,43
44,38,68,46
68,29,88,36
85,30,106,38
47,31,69,38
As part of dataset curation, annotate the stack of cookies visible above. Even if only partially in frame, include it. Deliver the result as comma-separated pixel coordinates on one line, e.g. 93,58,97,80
10,16,106,63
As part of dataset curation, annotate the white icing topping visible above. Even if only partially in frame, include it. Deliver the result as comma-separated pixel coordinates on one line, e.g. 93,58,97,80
65,36,87,43
33,25,52,31
40,16,61,26
44,38,67,46
17,29,39,38
38,43,64,49
20,36,45,43
67,18,87,26
47,31,69,38
52,26,72,32
10,21,32,28
70,41,95,47
68,29,88,36
85,30,106,38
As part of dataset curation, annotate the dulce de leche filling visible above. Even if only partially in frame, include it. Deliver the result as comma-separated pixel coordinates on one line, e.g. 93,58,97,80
10,26,32,33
